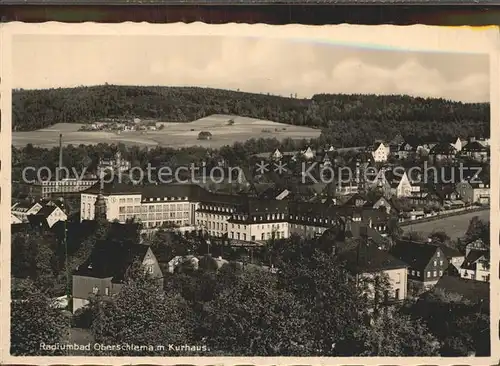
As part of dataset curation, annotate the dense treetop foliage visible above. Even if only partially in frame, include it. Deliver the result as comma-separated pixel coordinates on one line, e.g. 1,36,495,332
11,216,489,356
12,86,489,146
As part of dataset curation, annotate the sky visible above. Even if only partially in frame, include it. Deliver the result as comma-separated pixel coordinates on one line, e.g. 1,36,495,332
12,34,490,103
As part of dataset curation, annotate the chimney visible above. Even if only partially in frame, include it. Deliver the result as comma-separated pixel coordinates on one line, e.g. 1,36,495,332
58,134,63,179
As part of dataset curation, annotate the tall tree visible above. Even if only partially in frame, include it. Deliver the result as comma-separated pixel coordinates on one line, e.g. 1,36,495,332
91,262,195,356
346,307,440,356
201,267,311,356
11,280,70,356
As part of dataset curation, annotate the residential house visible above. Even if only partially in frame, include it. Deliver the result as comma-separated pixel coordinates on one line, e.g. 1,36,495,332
390,240,448,288
396,138,434,160
467,137,490,147
428,142,457,163
300,147,315,161
370,195,393,214
466,238,488,254
428,184,465,209
343,193,393,215
451,137,463,152
270,148,283,161
426,275,489,307
460,249,490,282
72,242,163,313
331,226,408,301
29,204,68,228
396,141,417,160
11,200,43,222
385,170,412,198
456,177,490,205
370,142,390,163
460,141,489,162
11,213,22,224
437,244,465,272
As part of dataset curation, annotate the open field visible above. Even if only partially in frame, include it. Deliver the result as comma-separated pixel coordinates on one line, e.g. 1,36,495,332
402,209,490,240
12,114,321,149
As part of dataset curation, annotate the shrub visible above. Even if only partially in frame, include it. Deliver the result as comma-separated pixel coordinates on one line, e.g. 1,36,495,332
198,131,212,140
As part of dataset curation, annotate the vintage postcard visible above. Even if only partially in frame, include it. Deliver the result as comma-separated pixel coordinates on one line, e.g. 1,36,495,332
0,22,499,364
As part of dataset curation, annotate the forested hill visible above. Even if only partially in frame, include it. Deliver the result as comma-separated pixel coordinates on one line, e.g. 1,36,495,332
12,85,490,143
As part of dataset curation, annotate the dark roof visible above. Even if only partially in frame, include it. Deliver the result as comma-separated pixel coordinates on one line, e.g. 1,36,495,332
26,214,49,228
462,141,488,152
429,142,457,155
74,241,150,283
83,182,210,201
335,243,407,273
438,244,463,259
390,240,441,269
83,182,141,195
141,183,207,200
431,275,489,304
345,222,388,247
36,205,58,217
238,198,288,215
461,249,489,270
342,193,367,207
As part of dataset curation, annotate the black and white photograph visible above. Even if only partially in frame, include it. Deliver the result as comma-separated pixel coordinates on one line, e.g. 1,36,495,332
2,23,497,362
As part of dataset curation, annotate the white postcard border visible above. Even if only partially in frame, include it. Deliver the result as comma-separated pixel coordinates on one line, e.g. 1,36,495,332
0,22,499,365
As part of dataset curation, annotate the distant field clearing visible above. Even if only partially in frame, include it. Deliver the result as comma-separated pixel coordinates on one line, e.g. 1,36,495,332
12,115,321,148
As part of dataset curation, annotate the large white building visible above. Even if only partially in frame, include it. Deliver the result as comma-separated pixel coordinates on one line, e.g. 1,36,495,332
25,178,98,199
80,182,390,243
80,183,201,229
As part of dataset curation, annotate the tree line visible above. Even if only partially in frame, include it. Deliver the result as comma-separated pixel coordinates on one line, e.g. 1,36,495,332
13,85,489,147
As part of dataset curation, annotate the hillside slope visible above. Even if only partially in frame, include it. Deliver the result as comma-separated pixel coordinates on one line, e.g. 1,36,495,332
12,85,490,146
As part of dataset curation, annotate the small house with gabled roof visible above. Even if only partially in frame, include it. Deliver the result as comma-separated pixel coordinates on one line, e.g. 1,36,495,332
72,241,162,313
460,141,489,162
429,142,458,163
390,240,448,288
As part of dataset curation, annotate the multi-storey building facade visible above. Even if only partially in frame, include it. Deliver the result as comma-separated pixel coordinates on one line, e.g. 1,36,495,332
81,182,391,243
24,178,98,199
80,183,201,229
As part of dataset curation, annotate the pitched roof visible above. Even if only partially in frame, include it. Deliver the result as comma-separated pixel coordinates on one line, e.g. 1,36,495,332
74,241,150,283
429,142,457,155
431,275,489,304
36,205,59,217
437,244,463,259
335,243,407,273
342,193,367,207
345,222,388,247
461,249,489,270
462,141,488,152
389,240,440,269
12,200,40,211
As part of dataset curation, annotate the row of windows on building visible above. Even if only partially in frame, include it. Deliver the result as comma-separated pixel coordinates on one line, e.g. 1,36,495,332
207,231,286,241
199,204,235,213
143,220,188,228
410,269,443,278
144,196,189,202
118,212,189,222
42,186,90,193
40,180,96,186
118,203,189,214
196,220,285,231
